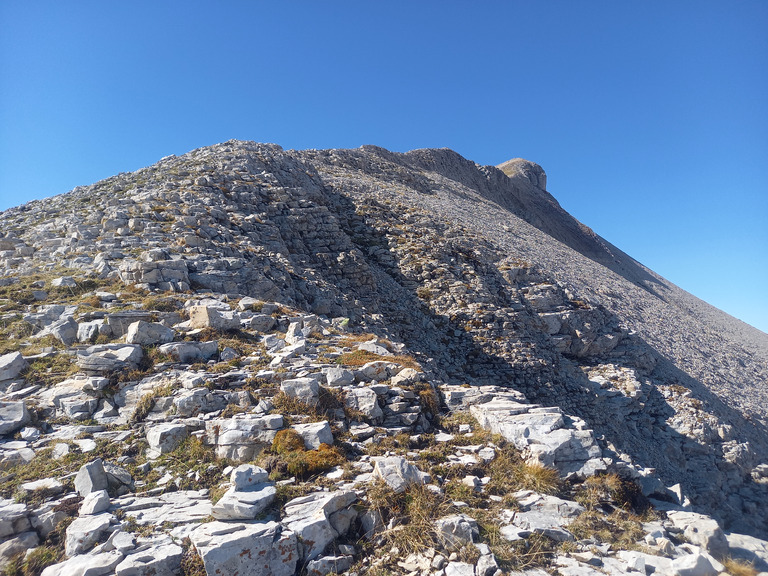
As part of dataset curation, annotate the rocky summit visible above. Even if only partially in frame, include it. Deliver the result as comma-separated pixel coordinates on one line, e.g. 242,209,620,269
0,140,766,576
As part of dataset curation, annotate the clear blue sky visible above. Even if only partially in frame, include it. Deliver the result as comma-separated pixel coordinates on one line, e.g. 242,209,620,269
1,1,766,333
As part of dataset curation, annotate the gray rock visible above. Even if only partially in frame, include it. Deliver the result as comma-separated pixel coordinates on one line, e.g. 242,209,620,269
124,320,174,345
726,532,768,572
0,352,27,382
306,555,354,576
667,510,729,559
172,387,227,416
445,562,476,576
75,458,108,497
434,514,479,550
189,305,240,331
189,521,298,576
80,489,111,516
76,344,143,373
51,276,77,288
372,456,429,493
39,550,123,576
283,491,357,561
211,483,276,520
324,367,355,387
77,319,104,343
0,498,30,538
19,477,65,496
230,464,270,490
0,401,30,435
344,387,383,423
34,317,78,345
471,400,605,477
0,531,38,565
280,377,320,406
65,513,114,556
205,414,283,460
114,542,183,576
103,311,154,337
293,420,333,449
111,490,211,526
668,551,723,576
146,423,188,458
157,341,218,363
247,313,276,332
500,491,584,542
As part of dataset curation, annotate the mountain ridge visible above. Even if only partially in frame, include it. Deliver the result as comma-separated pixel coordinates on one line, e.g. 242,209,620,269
0,140,766,574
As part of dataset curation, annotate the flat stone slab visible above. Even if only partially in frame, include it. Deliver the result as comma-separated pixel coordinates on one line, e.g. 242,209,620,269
189,520,298,576
111,490,212,525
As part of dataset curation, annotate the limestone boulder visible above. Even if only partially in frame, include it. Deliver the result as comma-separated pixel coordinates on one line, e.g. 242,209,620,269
146,423,188,458
205,414,283,460
65,512,115,556
0,352,27,382
76,344,143,373
372,456,429,493
283,491,357,561
292,421,333,450
124,320,174,345
40,550,124,576
189,305,240,331
114,541,183,576
667,510,729,559
0,401,30,436
75,458,108,497
189,521,298,576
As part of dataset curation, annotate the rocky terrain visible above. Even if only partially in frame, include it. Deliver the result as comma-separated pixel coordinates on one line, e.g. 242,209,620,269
0,140,766,576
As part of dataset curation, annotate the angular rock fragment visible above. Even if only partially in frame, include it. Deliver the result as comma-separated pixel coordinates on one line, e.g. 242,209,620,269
0,401,30,436
0,352,27,383
283,491,357,561
372,456,429,493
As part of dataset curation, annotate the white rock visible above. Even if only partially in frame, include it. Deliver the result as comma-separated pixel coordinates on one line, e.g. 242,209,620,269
372,456,429,493
345,387,383,423
307,555,354,576
189,521,298,576
667,510,729,559
434,514,479,550
293,421,334,449
65,513,114,556
283,491,357,561
211,483,276,520
146,423,188,458
124,320,174,345
76,344,143,373
80,489,111,515
0,352,27,382
668,551,722,576
40,549,123,576
75,458,108,497
0,401,31,436
230,464,270,490
445,561,476,576
114,542,183,576
280,377,320,406
205,414,283,461
189,305,240,331
324,367,355,387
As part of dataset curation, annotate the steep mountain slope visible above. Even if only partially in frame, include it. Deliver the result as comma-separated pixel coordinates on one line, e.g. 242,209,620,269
1,139,766,549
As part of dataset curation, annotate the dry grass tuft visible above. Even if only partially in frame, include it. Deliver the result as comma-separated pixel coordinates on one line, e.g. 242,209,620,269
723,557,758,576
365,481,454,555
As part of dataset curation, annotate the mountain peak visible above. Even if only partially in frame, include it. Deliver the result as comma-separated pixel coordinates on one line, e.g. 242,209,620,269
0,141,766,573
